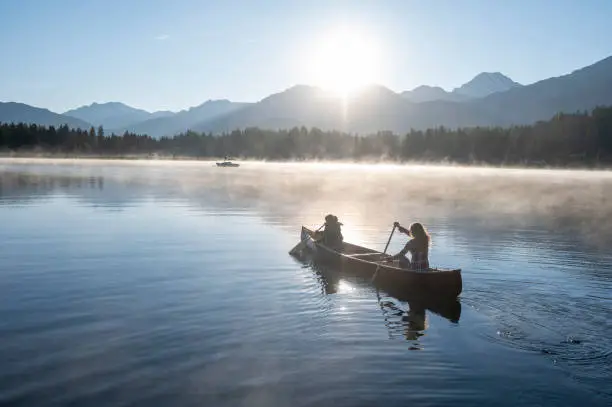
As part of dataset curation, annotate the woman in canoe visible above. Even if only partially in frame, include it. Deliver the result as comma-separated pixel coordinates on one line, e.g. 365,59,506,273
388,222,430,270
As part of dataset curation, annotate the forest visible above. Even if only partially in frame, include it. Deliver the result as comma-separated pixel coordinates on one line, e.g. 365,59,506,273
1,107,612,167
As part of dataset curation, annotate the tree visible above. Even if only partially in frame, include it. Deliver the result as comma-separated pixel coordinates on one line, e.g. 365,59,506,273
1,106,612,166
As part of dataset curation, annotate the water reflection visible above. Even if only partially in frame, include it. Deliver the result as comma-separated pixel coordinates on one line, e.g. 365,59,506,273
2,160,612,251
1,160,611,405
378,296,426,343
301,256,461,346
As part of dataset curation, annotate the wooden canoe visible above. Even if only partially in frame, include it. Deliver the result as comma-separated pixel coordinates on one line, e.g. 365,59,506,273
300,226,462,299
307,258,462,323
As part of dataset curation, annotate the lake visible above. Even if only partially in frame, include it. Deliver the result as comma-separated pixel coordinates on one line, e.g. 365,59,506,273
0,158,610,407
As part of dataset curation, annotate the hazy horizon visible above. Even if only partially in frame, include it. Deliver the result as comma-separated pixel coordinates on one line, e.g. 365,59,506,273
1,0,611,112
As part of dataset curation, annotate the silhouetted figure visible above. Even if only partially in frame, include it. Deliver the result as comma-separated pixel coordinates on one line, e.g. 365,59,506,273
319,214,344,249
389,222,430,270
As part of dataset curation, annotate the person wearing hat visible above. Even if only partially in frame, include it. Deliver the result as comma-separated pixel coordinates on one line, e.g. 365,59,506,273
319,214,344,249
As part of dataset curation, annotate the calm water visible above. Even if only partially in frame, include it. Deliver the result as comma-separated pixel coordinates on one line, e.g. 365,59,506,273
0,158,611,407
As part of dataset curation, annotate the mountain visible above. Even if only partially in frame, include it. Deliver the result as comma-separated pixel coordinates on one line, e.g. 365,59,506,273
0,102,91,129
120,100,249,138
193,85,393,133
196,56,612,133
2,55,612,136
453,72,522,98
64,102,174,129
401,85,468,103
470,56,612,126
401,73,521,102
194,84,495,134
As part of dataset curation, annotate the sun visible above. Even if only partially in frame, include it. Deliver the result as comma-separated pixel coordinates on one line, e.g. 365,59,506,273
305,26,381,98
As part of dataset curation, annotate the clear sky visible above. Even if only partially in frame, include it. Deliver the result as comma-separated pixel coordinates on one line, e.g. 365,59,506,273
1,0,610,113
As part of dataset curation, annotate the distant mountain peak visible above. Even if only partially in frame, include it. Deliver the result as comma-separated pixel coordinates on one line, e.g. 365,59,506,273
184,99,239,113
473,71,508,79
266,84,397,102
278,85,321,97
91,101,120,106
0,101,91,129
355,83,396,93
453,72,522,98
65,101,146,114
401,85,463,103
124,99,249,138
63,101,158,129
412,85,446,92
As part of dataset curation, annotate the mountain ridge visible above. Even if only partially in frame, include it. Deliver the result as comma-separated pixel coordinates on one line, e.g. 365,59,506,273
194,83,496,134
452,72,522,98
64,102,174,129
0,102,91,129
2,55,612,137
194,56,612,134
402,72,521,102
469,55,612,126
116,99,250,138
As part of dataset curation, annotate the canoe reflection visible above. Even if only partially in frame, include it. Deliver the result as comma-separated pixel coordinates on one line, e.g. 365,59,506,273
300,256,461,343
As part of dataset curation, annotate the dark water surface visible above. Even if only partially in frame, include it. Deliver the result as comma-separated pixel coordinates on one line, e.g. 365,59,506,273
0,158,610,406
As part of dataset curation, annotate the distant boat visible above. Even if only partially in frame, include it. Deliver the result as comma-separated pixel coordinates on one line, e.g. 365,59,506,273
216,161,240,167
216,156,240,167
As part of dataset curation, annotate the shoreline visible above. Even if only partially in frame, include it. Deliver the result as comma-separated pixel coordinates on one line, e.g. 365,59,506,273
0,153,610,173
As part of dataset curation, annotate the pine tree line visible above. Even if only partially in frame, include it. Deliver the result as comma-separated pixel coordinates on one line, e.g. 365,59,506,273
1,107,612,166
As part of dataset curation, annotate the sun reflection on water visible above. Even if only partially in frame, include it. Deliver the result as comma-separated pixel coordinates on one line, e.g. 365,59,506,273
337,279,355,294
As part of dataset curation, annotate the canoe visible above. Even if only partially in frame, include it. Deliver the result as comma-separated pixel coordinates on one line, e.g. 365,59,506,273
299,226,462,299
216,161,240,167
307,257,462,323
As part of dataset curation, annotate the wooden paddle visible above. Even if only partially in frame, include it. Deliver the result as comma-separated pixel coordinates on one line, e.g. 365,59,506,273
370,224,397,283
288,223,324,255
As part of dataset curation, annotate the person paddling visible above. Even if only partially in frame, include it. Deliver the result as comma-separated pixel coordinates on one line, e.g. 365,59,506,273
388,222,430,270
318,214,344,249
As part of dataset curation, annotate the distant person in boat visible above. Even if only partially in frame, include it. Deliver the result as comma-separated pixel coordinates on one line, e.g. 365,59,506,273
388,222,430,270
318,214,344,249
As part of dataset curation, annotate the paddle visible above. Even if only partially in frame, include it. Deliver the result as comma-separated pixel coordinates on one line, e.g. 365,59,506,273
370,223,397,283
288,223,324,255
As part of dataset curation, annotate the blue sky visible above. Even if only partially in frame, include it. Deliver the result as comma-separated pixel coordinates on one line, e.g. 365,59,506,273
1,0,610,112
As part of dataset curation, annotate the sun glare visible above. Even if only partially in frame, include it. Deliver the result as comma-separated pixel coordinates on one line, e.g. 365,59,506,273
305,26,382,98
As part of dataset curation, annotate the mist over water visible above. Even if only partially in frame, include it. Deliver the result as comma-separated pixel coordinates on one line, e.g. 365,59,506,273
0,158,610,406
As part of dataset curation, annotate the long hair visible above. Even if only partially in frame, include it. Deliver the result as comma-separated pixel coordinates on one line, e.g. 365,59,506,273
409,222,430,246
